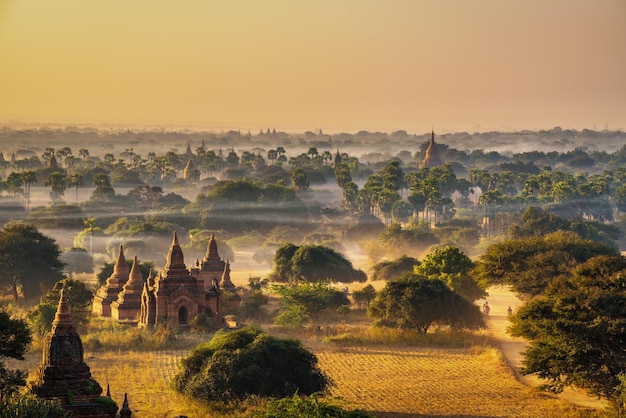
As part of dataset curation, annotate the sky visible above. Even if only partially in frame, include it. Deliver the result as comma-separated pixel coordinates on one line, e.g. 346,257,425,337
0,0,624,134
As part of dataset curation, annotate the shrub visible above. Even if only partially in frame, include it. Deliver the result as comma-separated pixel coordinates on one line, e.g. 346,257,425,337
172,326,331,402
256,393,373,418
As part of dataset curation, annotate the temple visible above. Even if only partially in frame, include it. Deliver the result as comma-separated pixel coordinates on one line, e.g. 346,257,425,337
93,232,239,327
419,129,444,168
29,288,121,417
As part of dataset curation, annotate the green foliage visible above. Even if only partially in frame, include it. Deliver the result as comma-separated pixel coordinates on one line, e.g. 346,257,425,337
370,255,420,281
475,230,618,297
188,179,309,235
270,243,367,283
509,255,626,398
26,302,56,337
27,205,85,229
37,279,94,330
172,326,330,402
0,222,65,301
512,206,619,248
256,393,373,418
414,246,486,301
0,309,32,401
351,284,377,310
368,275,485,334
273,282,351,328
0,393,70,417
291,167,310,191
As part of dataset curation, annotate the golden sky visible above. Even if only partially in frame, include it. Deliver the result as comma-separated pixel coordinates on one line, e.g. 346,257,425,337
0,0,624,133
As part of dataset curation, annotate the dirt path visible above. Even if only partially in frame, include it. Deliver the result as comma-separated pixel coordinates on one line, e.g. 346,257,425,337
485,286,606,410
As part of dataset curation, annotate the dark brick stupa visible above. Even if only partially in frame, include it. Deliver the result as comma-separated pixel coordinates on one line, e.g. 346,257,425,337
29,288,119,417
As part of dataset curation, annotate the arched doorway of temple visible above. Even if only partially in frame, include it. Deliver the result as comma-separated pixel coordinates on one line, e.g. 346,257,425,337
178,306,188,325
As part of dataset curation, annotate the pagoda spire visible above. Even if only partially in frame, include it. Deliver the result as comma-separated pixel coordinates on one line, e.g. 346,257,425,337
206,232,219,260
219,260,235,290
52,287,75,334
113,245,129,277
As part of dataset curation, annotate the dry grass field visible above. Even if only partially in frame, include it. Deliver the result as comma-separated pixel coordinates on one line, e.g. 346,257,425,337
10,334,592,418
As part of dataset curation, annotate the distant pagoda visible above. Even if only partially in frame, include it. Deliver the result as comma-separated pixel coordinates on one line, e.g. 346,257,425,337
419,129,443,168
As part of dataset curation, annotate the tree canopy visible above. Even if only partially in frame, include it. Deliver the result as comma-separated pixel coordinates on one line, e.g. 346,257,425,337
474,230,618,297
0,309,32,401
272,282,350,327
509,255,626,398
270,243,367,283
414,246,486,301
368,275,484,334
0,222,65,301
370,255,419,281
172,326,330,402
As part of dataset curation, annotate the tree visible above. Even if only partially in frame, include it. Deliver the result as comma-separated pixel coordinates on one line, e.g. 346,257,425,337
0,222,65,301
370,255,419,281
291,168,310,191
172,326,330,401
509,255,626,399
21,170,37,212
273,282,350,327
269,243,367,283
45,171,68,205
368,275,485,334
68,173,84,203
352,284,377,310
474,230,618,297
414,246,486,301
0,308,32,401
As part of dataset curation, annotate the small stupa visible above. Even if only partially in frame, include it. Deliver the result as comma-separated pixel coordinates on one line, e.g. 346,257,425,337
29,288,118,417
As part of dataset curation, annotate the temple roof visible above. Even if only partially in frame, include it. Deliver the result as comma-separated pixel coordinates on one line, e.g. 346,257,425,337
420,129,443,168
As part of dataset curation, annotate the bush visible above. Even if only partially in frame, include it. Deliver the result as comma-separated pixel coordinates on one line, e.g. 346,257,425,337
172,326,331,402
256,393,373,418
0,393,70,418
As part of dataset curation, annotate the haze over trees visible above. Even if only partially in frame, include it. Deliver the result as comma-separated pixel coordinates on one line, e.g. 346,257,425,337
3,125,626,412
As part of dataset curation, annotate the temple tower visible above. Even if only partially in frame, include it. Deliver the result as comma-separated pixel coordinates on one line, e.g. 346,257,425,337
197,233,226,289
111,256,145,322
30,289,118,417
92,245,130,317
152,232,203,326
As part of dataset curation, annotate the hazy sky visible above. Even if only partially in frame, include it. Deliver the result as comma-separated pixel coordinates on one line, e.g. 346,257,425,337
1,0,624,133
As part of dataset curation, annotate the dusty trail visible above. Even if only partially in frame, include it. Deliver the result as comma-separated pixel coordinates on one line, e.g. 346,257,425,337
484,286,606,410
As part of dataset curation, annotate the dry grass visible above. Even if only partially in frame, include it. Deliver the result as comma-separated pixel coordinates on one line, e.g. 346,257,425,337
315,345,585,418
11,343,591,418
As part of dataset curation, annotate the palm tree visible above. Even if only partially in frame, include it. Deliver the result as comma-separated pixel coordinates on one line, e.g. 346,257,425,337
45,172,68,206
68,173,84,203
21,171,37,212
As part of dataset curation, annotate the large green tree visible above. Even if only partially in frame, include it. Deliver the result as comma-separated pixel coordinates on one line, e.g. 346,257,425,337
368,275,484,334
414,246,487,301
270,243,367,283
0,222,65,301
172,326,330,402
0,309,32,401
272,282,350,327
509,255,626,399
474,230,618,297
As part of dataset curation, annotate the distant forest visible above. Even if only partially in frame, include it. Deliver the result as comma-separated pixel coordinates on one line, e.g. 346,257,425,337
1,125,626,273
